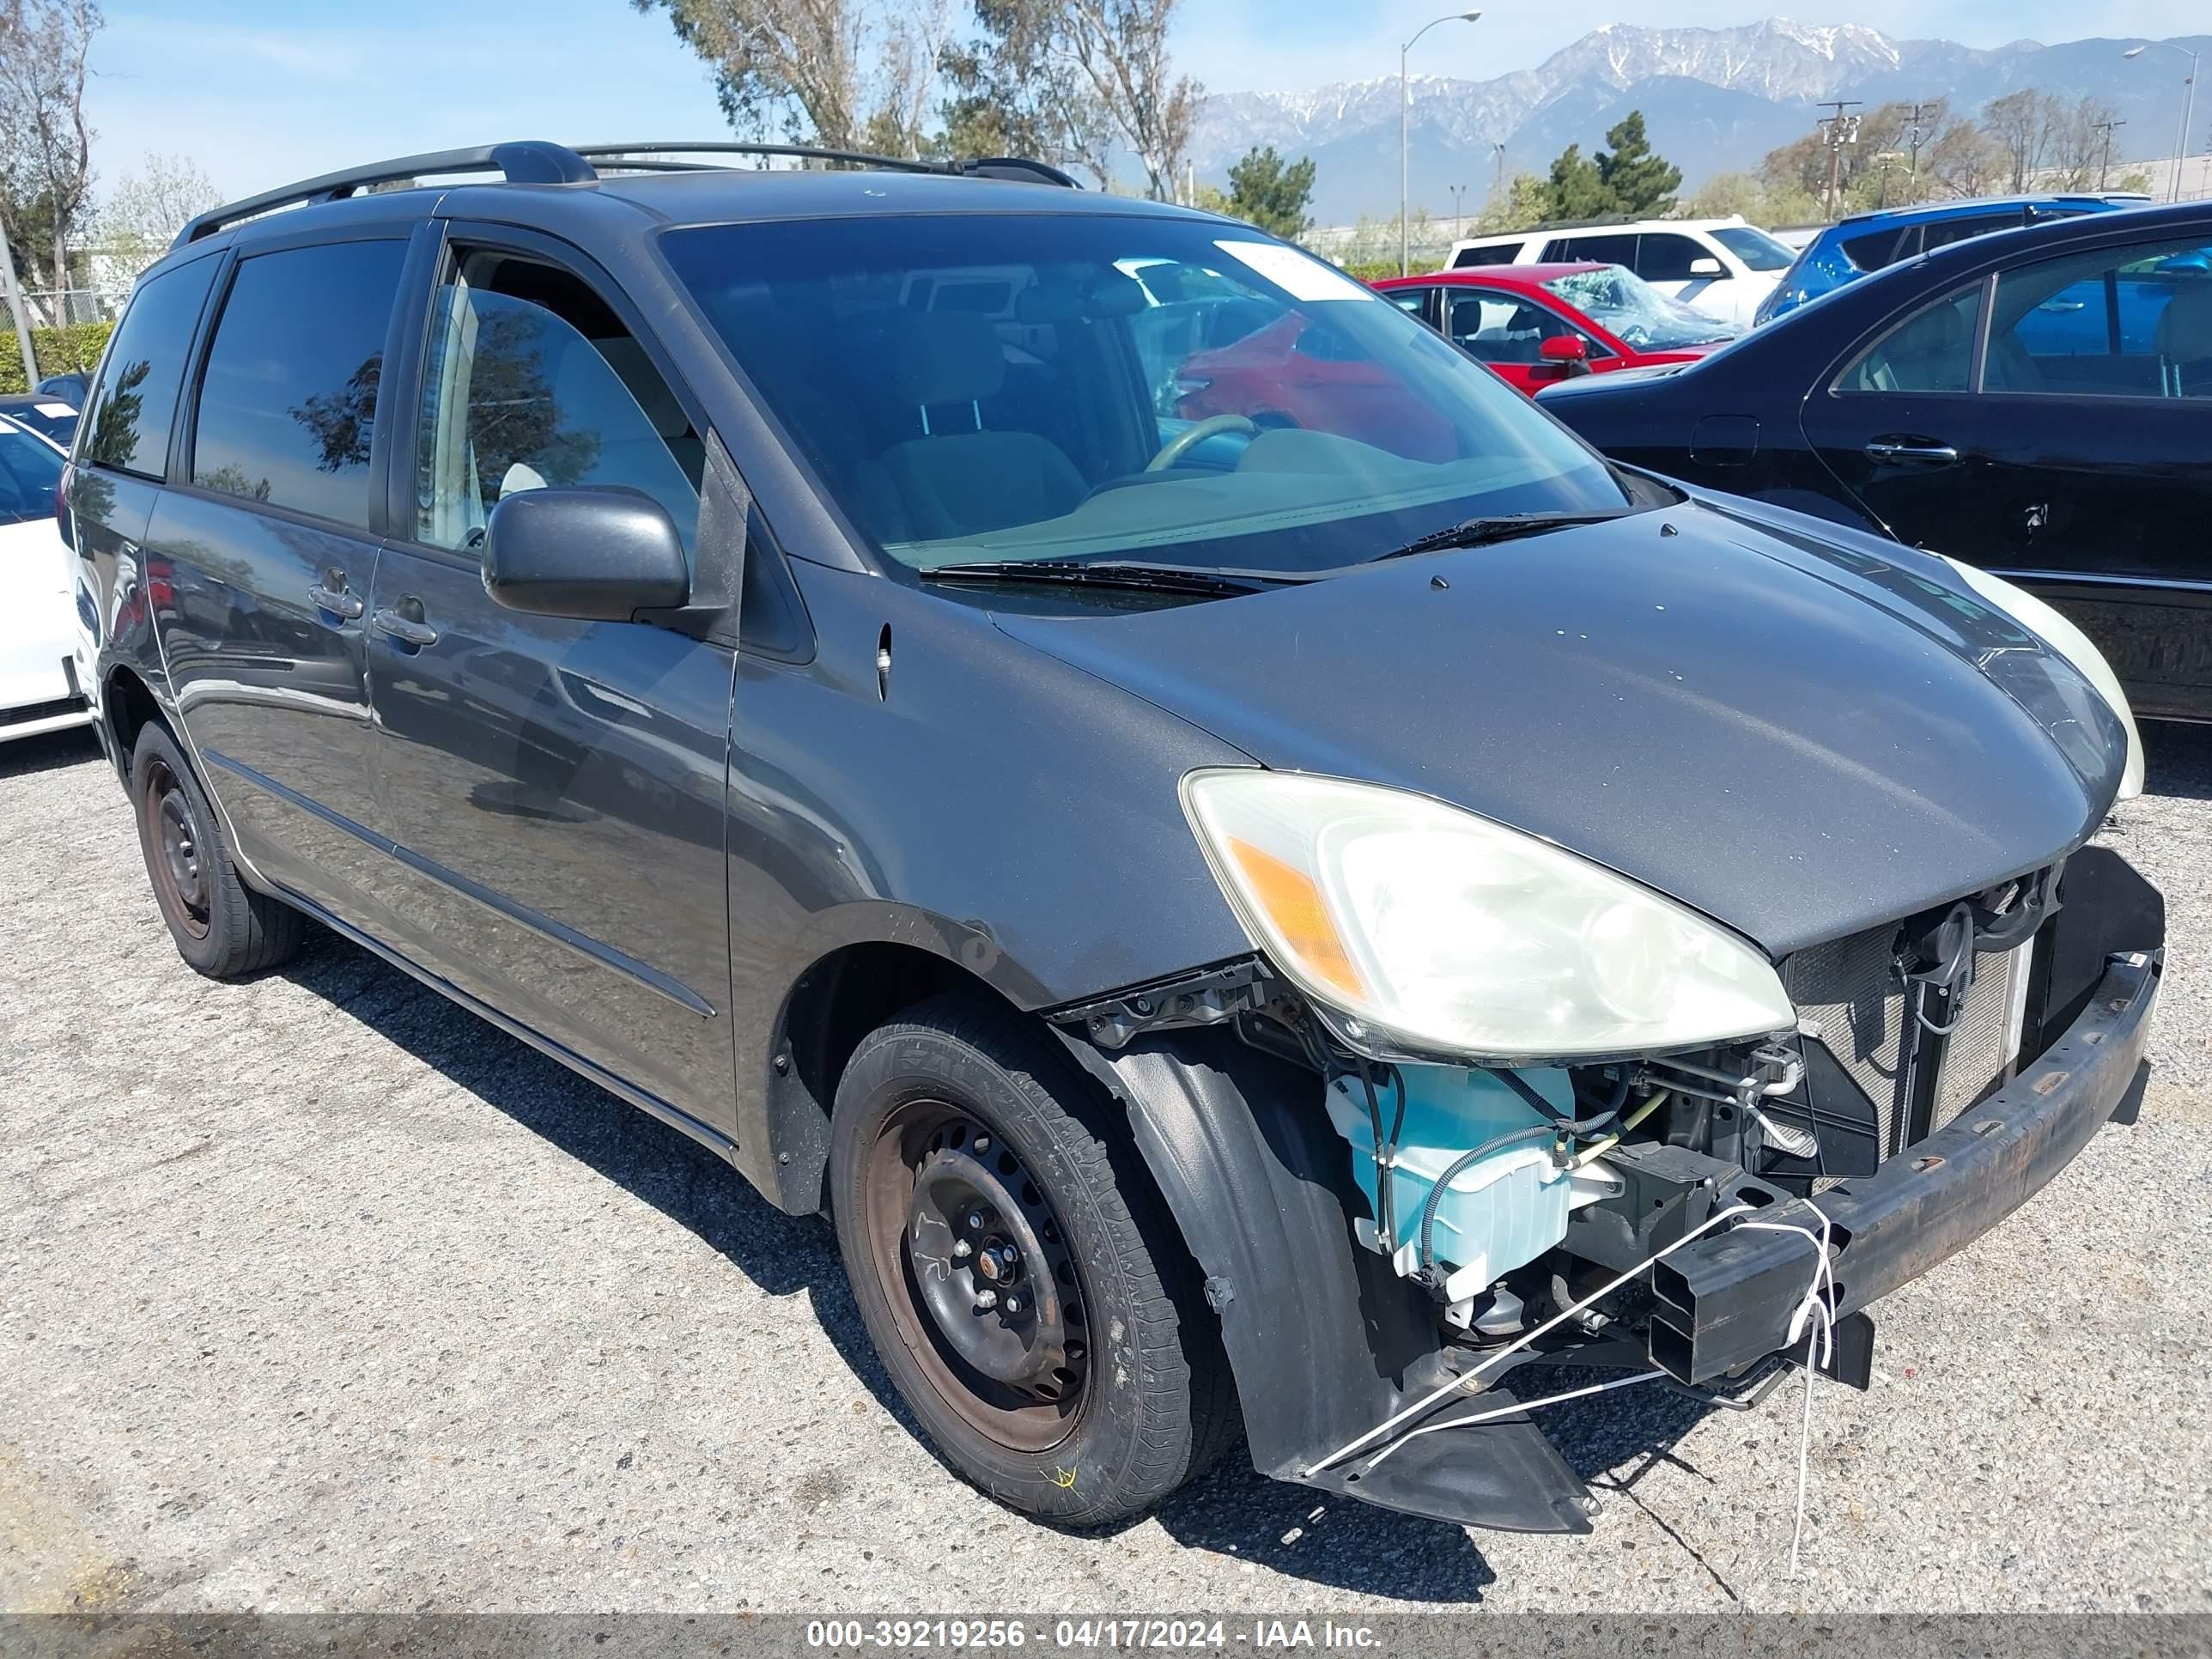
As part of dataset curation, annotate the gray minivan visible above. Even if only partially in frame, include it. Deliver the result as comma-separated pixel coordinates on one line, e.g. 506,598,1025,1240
64,141,2163,1534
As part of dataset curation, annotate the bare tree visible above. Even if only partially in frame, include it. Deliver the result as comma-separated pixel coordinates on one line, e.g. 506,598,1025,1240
1980,88,2063,193
1926,118,2008,199
2047,94,2118,190
95,152,218,279
939,0,1113,185
940,0,1196,198
0,0,100,305
634,0,946,156
1062,0,1198,200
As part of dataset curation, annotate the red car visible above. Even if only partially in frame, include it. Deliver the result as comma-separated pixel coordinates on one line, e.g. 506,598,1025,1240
1170,308,1459,461
1371,262,1740,395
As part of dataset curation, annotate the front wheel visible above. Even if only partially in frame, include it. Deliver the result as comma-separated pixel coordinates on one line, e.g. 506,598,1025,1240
829,994,1237,1525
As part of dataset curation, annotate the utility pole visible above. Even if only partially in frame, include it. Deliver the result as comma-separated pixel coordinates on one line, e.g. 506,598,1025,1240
1817,100,1863,220
1904,99,1937,191
1491,140,1507,204
2094,118,2126,189
1449,183,1468,240
0,216,37,393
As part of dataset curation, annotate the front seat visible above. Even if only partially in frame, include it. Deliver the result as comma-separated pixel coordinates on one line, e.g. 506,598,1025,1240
2155,281,2212,398
876,312,1088,541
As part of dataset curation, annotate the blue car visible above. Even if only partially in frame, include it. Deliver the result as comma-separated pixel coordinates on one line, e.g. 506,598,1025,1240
1758,193,2153,324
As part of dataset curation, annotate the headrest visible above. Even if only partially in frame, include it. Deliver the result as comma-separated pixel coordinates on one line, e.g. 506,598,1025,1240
895,312,1007,407
2156,281,2212,362
1892,300,1966,356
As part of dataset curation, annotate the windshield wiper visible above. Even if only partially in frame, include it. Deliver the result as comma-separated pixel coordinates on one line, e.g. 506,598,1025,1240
1374,508,1637,564
920,560,1281,597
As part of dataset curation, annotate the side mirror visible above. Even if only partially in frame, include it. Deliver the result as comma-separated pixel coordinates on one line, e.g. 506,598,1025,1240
483,487,690,621
1539,335,1593,377
1687,256,1727,278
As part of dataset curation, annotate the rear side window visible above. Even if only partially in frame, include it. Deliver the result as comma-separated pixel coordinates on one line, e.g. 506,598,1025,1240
0,425,64,523
1544,234,1637,266
189,240,408,530
80,256,219,479
1922,214,2021,254
1450,242,1521,268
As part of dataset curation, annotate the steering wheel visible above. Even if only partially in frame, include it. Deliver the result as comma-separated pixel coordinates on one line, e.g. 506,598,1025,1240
1146,413,1259,472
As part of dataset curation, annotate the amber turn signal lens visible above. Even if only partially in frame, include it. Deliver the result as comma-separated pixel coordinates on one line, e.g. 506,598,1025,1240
1222,835,1366,1000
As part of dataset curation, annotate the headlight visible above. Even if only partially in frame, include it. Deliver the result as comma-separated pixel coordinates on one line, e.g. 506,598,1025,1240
1941,557,2143,801
1181,769,1796,1060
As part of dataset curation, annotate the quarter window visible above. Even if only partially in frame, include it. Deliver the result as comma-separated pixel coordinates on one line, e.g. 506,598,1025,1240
80,255,219,480
1835,286,1984,394
414,252,702,553
189,240,407,529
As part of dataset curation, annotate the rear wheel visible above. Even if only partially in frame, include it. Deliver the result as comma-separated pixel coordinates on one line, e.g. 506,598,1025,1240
829,994,1236,1525
129,724,306,978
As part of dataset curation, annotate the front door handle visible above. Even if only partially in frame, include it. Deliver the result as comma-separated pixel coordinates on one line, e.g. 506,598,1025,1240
1864,438,1960,466
307,581,364,620
371,607,439,648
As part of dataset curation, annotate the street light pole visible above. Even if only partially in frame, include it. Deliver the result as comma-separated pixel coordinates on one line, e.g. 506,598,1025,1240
1401,10,1481,277
2124,41,2202,203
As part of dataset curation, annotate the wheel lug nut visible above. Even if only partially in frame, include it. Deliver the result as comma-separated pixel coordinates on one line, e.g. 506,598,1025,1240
952,1239,972,1258
1005,1294,1022,1315
975,1290,998,1310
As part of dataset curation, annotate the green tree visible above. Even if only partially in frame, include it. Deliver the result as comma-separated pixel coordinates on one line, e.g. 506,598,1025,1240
1223,144,1315,239
1475,171,1553,234
1593,111,1680,216
1544,144,1612,220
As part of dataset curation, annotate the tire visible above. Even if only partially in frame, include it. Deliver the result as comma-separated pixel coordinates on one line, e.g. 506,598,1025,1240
129,723,306,978
830,994,1237,1526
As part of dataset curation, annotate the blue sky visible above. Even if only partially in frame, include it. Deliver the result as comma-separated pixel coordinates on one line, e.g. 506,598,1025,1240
88,1,2196,201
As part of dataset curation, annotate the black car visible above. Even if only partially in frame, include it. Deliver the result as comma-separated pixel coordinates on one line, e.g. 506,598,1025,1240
62,141,2161,1536
1539,200,2212,723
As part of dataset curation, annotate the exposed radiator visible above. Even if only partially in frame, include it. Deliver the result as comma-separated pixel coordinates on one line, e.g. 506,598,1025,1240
1784,925,2027,1157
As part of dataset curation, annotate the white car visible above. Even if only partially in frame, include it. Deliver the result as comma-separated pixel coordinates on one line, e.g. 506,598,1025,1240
0,414,91,743
1443,216,1798,331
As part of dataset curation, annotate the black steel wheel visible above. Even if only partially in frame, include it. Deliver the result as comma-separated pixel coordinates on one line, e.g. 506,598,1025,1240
128,723,307,978
830,994,1237,1524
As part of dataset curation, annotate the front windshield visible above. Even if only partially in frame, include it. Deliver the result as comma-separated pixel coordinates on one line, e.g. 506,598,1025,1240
1711,225,1796,272
1542,265,1738,351
659,214,1632,580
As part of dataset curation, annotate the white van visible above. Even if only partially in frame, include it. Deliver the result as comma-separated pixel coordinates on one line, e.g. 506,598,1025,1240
1443,216,1797,330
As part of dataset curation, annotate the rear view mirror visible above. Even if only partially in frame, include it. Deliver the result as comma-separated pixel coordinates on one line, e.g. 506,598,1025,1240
1688,256,1726,277
483,487,690,621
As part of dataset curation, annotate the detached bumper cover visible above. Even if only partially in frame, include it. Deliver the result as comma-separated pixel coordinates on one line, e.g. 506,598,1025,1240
1650,949,2162,1383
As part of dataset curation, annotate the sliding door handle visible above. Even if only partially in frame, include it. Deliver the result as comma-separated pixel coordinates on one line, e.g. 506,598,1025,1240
371,607,439,647
307,582,364,620
1864,438,1959,466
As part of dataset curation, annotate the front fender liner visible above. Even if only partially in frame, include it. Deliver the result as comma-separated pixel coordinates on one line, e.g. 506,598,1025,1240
1053,1026,1596,1534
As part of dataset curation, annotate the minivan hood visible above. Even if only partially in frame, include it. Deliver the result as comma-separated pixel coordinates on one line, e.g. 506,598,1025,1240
993,497,2126,959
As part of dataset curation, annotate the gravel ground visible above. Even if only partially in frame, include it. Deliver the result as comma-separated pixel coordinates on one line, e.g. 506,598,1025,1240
3,723,2209,1617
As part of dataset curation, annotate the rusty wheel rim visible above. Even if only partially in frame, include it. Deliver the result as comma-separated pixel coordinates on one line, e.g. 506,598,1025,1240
141,757,210,940
860,1097,1090,1454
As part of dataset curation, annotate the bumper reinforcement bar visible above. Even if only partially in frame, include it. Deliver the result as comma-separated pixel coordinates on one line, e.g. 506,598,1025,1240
1648,948,2161,1385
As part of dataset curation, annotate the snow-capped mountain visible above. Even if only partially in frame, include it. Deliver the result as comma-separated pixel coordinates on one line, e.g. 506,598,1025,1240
1191,20,2205,223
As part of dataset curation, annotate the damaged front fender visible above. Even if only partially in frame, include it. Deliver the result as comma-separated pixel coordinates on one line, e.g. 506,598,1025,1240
1052,1025,1599,1534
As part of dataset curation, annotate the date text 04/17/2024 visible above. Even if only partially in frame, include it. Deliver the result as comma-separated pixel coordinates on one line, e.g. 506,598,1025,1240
804,1620,1384,1650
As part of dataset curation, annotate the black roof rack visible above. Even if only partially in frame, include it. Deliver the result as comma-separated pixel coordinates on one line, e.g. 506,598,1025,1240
173,139,1078,250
